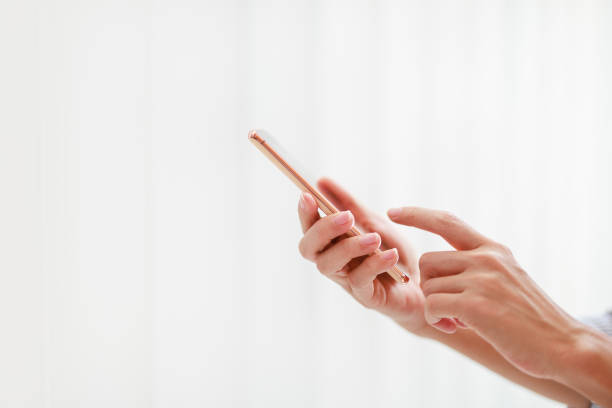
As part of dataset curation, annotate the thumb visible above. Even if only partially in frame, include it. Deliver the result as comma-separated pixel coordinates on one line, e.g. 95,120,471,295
317,177,369,220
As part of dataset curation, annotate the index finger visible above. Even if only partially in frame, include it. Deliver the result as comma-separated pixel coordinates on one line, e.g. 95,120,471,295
387,207,488,250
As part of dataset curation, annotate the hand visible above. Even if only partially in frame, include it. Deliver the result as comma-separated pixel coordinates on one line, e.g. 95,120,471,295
387,206,586,380
297,178,429,334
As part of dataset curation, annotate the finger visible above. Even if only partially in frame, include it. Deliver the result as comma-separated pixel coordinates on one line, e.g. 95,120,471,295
316,233,381,276
419,251,472,281
298,210,354,260
421,274,467,297
298,192,320,233
318,178,418,276
387,207,488,250
347,248,399,294
424,293,464,328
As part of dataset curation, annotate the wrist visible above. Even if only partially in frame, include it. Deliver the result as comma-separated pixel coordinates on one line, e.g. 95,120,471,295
554,323,600,382
551,322,590,381
555,324,612,407
393,317,429,338
395,319,441,339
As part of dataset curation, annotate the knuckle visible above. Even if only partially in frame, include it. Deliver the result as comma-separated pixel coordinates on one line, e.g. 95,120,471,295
463,294,486,314
298,238,310,260
438,210,461,227
471,249,503,269
327,223,352,240
315,257,329,275
492,242,513,257
418,253,433,276
513,265,527,277
420,278,434,296
402,207,416,222
347,235,364,252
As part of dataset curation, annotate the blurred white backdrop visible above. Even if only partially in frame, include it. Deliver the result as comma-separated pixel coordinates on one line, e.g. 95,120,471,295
2,0,612,407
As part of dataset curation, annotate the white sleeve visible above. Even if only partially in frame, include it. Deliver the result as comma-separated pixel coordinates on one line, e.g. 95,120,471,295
581,310,612,336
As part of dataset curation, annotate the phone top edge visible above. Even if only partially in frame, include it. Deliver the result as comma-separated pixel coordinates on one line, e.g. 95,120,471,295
248,129,264,143
247,129,336,215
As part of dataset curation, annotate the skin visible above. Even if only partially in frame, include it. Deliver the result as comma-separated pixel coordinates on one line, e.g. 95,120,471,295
297,177,612,408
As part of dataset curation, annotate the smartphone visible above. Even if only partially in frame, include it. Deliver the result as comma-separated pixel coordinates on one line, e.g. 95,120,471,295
248,129,409,284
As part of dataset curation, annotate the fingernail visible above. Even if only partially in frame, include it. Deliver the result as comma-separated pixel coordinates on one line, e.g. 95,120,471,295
359,233,379,248
334,211,352,225
387,208,401,219
382,248,398,260
299,192,307,210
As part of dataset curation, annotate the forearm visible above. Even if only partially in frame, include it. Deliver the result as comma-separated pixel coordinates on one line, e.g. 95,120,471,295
407,324,590,407
556,325,612,408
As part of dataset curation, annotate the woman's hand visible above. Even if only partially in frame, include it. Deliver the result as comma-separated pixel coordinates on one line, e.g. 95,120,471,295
387,206,587,380
297,178,430,334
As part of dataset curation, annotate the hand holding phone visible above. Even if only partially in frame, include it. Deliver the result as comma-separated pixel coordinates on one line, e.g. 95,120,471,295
249,129,436,334
248,129,409,284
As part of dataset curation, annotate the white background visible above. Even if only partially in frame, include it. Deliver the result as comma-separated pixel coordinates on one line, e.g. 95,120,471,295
1,1,611,407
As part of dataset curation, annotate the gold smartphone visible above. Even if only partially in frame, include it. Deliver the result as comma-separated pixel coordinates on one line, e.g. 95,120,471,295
248,129,409,284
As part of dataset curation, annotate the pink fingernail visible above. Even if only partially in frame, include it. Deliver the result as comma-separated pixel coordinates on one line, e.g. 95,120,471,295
299,193,307,210
334,211,352,225
382,248,397,260
387,208,401,219
359,233,379,248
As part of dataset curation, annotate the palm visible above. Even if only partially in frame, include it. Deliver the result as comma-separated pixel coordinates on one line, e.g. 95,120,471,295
350,218,427,332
